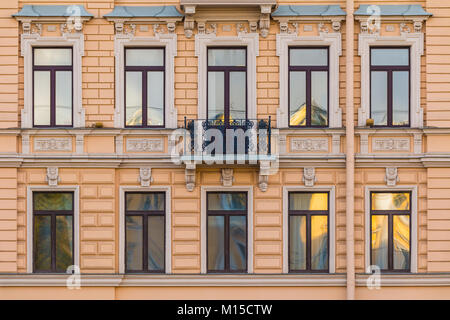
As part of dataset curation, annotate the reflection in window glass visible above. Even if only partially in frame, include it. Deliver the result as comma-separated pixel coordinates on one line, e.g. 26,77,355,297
148,216,165,271
289,71,306,126
147,72,164,126
393,71,409,126
393,215,410,270
34,215,52,271
55,71,72,126
34,193,73,211
372,215,389,270
208,216,225,271
311,71,328,126
289,215,306,270
126,71,143,126
33,71,51,126
229,216,246,271
208,193,247,211
371,193,410,211
229,72,246,119
126,49,164,67
126,193,164,211
371,71,388,126
126,216,143,271
311,215,328,270
289,193,328,211
208,49,246,67
208,72,225,120
56,216,73,271
371,48,409,66
290,49,328,66
34,48,72,66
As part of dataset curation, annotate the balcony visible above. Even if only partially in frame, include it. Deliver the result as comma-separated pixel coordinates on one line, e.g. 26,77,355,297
180,117,275,163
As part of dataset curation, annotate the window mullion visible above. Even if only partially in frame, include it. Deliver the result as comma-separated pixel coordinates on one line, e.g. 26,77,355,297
306,214,311,271
388,70,393,127
388,214,393,271
306,70,311,127
51,213,56,272
142,71,148,127
51,69,56,127
143,213,148,271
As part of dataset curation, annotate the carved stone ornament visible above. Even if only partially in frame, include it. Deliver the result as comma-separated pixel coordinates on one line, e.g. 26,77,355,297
46,167,59,187
185,163,196,192
34,138,72,152
139,167,153,187
258,161,271,192
303,167,316,187
126,138,164,152
221,168,234,187
385,167,399,187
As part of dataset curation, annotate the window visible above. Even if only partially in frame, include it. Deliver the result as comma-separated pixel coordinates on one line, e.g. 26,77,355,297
33,192,74,273
207,192,247,273
125,192,165,273
289,47,329,127
370,192,411,272
207,47,247,121
288,192,329,272
370,48,410,127
125,48,165,127
33,48,73,127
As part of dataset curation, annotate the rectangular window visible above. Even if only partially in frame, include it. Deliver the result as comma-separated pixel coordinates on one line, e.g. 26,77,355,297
289,47,329,127
125,48,165,127
33,192,74,273
288,192,329,272
33,48,73,127
207,192,247,273
370,47,410,127
370,192,411,272
207,47,247,121
125,192,165,273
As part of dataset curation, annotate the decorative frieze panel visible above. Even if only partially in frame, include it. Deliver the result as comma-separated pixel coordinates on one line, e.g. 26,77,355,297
372,138,410,152
126,138,164,153
290,138,328,152
34,138,72,152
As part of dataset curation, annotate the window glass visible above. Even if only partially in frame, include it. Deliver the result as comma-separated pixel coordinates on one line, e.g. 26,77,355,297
289,193,328,211
208,193,247,211
393,71,410,126
371,71,388,126
311,71,328,126
229,216,246,271
371,193,410,211
34,215,52,271
147,72,164,126
208,49,246,67
126,216,143,271
126,193,164,211
148,216,165,271
229,72,246,119
34,193,73,211
33,71,51,126
289,71,306,126
311,215,328,270
125,71,143,126
371,48,409,66
208,215,225,271
371,215,389,270
126,49,164,67
393,215,410,270
55,71,72,126
34,48,72,66
55,216,73,271
289,215,306,270
290,48,328,66
208,71,225,120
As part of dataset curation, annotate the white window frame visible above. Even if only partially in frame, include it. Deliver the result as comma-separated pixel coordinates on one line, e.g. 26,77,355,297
119,186,172,274
195,33,259,120
276,32,342,128
364,185,418,273
26,186,80,273
21,33,85,128
200,186,254,274
358,32,424,128
114,34,178,129
282,186,336,273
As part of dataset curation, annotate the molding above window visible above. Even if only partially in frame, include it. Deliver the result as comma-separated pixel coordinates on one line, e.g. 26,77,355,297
20,33,85,128
282,186,336,274
276,32,342,128
358,32,424,128
118,186,172,274
195,32,259,120
113,33,178,129
364,186,418,273
26,186,80,273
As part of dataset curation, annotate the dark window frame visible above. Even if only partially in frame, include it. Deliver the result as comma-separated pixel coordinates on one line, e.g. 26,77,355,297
369,46,411,127
288,191,330,273
124,47,166,128
124,191,166,273
32,191,74,273
288,46,330,128
32,47,74,128
370,191,412,273
206,191,248,274
206,46,248,122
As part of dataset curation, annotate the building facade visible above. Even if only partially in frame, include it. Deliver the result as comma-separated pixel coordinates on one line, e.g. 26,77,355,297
0,0,450,300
